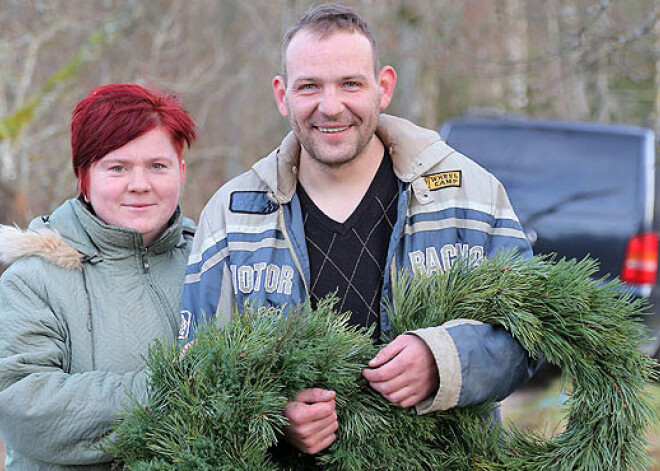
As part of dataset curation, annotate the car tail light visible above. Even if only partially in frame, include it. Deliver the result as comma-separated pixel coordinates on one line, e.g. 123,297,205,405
621,232,658,285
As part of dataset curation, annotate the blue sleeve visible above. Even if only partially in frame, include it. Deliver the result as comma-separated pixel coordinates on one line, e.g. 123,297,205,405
486,176,533,260
179,211,231,345
446,322,537,406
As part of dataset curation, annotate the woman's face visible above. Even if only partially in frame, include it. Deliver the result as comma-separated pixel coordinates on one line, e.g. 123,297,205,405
87,126,186,245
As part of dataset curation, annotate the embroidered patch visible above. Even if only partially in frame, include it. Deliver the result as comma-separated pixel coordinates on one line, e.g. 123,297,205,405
423,171,462,190
230,191,279,214
178,310,192,340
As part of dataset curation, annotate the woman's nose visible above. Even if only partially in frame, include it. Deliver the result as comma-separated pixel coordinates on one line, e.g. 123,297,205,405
127,169,151,192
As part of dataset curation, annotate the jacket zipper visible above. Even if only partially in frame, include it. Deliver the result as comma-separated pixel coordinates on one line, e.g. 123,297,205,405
141,247,150,273
278,205,309,296
379,182,407,335
80,260,97,370
140,245,179,334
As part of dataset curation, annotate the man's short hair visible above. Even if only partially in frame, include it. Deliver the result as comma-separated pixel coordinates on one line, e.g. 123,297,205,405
281,3,380,81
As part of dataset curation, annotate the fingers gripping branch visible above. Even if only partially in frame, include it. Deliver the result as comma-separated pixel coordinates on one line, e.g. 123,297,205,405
363,334,439,408
283,388,338,454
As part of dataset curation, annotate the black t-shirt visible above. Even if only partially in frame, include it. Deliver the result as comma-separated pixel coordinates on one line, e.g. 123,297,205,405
297,151,399,340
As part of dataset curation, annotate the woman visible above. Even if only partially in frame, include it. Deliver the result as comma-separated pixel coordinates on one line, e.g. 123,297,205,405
0,84,196,470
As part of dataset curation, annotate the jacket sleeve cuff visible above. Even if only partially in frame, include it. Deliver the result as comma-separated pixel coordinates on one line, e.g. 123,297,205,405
408,325,461,414
126,369,150,405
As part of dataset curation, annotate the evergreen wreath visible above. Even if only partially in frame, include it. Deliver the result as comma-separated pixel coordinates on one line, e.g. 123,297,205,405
105,253,657,470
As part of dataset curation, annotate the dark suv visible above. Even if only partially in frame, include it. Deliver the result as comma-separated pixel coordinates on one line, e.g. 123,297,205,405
439,114,659,355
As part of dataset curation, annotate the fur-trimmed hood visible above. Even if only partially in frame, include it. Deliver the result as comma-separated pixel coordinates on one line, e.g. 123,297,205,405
0,225,82,270
0,199,92,270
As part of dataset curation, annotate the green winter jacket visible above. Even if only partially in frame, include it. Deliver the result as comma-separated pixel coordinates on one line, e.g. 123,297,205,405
0,197,195,470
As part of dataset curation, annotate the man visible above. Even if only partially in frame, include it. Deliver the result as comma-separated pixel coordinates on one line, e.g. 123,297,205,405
181,3,534,455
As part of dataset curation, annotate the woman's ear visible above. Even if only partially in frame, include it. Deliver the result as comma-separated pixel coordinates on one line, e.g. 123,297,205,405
179,159,187,186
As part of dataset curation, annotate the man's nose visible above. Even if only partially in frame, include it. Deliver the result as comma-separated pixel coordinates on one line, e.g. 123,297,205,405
317,88,344,117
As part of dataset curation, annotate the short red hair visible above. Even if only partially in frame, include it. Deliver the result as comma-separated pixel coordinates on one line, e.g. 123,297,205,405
71,83,196,198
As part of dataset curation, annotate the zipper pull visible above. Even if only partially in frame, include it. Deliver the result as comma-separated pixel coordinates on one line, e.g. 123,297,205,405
141,247,150,273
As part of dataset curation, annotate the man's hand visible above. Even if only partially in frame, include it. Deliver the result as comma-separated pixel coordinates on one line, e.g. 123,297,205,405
362,334,439,408
282,388,338,454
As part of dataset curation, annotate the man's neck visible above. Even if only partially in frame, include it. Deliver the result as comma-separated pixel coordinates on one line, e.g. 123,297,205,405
298,136,385,223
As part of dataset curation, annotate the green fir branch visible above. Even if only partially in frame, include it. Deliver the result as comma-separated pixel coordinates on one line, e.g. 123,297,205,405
104,253,657,470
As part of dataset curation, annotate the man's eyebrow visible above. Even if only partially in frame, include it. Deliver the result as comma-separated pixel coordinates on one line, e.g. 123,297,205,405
340,74,369,81
291,74,369,86
291,76,320,86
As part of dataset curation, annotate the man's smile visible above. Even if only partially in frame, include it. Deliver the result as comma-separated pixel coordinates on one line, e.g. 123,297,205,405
316,125,350,133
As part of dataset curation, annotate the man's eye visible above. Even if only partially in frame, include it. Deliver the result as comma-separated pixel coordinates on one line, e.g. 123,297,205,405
344,81,360,88
110,165,124,172
299,83,317,91
153,163,165,169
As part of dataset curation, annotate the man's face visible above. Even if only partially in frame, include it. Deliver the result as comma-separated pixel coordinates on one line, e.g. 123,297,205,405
273,30,395,168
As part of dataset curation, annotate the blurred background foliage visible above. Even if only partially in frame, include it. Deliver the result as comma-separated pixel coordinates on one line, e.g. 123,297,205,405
0,0,658,225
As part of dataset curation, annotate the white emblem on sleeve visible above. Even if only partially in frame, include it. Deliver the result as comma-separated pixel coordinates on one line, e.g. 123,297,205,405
408,244,484,276
178,310,192,340
230,263,295,295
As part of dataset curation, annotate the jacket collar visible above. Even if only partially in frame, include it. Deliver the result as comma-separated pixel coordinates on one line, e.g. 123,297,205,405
0,198,188,269
253,114,456,204
70,197,187,258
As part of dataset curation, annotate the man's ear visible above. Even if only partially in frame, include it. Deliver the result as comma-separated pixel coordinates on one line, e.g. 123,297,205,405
378,66,397,110
272,75,289,118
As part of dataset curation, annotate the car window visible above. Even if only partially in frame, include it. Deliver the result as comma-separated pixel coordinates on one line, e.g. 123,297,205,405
445,124,644,232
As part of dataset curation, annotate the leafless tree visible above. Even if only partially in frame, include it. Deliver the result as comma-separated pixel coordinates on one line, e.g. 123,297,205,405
0,0,657,226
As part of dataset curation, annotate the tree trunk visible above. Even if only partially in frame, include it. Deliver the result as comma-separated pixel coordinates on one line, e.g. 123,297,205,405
562,0,590,119
504,0,528,111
